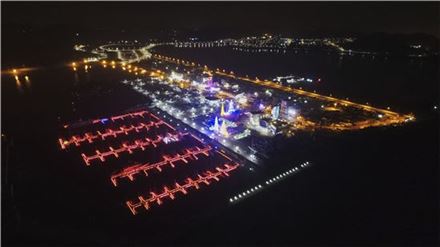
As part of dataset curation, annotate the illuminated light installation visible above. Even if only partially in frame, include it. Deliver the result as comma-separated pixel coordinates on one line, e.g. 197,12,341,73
149,113,177,131
110,146,213,186
126,163,239,214
58,120,165,149
220,120,229,137
220,101,226,116
286,107,297,121
271,105,280,120
215,150,233,161
59,110,150,128
213,116,220,132
227,100,235,114
105,110,148,123
80,132,185,166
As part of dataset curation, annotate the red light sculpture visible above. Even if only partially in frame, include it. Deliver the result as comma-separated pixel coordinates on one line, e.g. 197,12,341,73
58,110,241,215
216,150,233,162
110,145,212,186
149,113,176,131
58,120,165,149
126,163,239,215
91,110,149,124
80,132,185,166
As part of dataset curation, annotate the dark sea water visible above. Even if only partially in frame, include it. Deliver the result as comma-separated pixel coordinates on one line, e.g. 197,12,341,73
2,44,438,246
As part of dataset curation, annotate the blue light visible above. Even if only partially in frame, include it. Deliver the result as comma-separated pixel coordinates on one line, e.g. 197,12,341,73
101,118,109,124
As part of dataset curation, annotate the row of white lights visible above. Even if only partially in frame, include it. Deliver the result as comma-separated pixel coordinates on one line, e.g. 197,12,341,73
229,161,311,203
265,161,310,185
229,184,263,203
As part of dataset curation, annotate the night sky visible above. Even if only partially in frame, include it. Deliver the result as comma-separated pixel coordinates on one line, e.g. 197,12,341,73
2,2,439,38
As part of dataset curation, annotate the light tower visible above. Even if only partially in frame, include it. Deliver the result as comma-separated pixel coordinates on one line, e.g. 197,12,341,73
220,101,226,116
220,120,229,137
213,116,220,132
